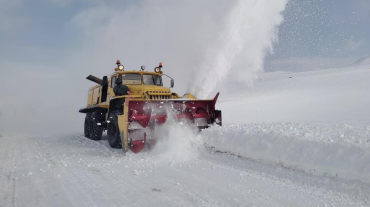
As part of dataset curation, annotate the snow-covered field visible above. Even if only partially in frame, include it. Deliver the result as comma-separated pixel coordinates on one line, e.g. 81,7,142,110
1,64,370,206
219,64,370,125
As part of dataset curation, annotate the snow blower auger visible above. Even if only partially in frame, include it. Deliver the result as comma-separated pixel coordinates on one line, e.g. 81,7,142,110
79,60,222,154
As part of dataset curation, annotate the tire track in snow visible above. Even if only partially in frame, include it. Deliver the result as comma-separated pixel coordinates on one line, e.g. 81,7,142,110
0,133,18,207
34,134,119,207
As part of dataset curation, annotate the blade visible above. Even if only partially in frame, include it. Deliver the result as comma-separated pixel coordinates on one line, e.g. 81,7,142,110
130,132,146,153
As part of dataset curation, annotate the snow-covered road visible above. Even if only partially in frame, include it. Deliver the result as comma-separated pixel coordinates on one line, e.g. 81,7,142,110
1,132,369,207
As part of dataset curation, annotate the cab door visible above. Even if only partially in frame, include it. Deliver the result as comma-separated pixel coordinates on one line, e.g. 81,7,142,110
107,76,117,101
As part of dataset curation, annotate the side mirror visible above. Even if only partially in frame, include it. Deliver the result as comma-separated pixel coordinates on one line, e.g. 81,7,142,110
171,79,174,88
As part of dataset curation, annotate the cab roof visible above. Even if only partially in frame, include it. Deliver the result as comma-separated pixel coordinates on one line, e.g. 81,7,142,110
113,70,162,76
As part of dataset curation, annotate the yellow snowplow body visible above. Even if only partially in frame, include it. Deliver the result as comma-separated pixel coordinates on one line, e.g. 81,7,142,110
118,98,129,153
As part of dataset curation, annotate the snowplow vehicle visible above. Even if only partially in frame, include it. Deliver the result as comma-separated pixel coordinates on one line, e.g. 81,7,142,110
79,60,222,154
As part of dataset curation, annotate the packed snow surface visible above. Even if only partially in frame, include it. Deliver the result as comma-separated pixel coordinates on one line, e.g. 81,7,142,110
1,132,369,207
1,65,370,206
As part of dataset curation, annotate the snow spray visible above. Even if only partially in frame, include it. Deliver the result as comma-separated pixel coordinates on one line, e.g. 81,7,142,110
148,106,204,163
188,0,288,98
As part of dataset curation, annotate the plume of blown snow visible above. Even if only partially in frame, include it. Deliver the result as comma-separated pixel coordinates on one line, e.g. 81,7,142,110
188,0,288,98
146,106,204,163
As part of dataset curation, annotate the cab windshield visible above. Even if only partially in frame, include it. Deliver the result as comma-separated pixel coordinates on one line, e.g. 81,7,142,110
121,73,141,85
143,74,162,86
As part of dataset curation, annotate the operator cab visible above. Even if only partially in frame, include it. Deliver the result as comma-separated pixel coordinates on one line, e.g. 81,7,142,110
111,61,173,88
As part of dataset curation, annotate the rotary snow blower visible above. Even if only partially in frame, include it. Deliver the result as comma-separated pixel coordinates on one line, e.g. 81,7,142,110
79,60,222,154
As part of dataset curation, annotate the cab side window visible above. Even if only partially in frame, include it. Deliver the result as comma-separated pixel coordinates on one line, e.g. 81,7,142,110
111,77,117,88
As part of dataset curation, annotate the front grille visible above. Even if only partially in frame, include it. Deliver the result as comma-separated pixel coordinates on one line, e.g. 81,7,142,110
149,95,171,100
146,91,171,100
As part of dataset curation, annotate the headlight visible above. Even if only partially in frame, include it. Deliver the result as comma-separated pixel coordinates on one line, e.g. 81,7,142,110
118,65,124,70
154,67,160,73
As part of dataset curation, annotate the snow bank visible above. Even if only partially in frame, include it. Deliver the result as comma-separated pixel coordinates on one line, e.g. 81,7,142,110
201,123,370,183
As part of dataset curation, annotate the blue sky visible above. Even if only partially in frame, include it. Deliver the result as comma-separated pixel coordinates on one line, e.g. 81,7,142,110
281,0,370,58
266,0,370,70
